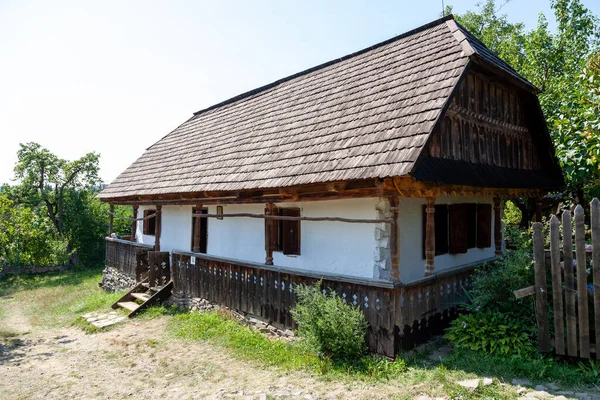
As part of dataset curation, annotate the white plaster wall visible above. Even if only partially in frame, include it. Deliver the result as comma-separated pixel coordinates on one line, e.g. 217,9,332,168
205,199,381,279
398,195,497,283
272,198,379,278
135,205,194,253
206,203,266,264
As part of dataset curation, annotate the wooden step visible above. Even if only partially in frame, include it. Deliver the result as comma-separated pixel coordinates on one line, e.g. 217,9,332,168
117,301,140,312
131,293,151,302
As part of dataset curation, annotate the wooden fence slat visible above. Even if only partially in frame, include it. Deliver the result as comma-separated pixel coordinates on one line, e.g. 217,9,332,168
591,199,600,360
533,222,550,352
575,205,590,358
563,211,578,357
550,215,565,355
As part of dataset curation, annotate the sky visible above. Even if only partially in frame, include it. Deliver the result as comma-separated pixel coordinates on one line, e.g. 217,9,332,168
1,0,599,186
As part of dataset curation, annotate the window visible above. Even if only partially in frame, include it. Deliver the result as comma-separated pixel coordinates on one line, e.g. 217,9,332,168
422,202,492,258
273,207,301,256
143,210,156,235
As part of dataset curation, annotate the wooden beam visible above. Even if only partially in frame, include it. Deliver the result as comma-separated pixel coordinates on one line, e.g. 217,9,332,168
389,195,400,282
192,204,202,252
190,212,393,224
494,197,502,256
131,205,138,241
155,205,162,252
109,204,114,236
264,203,275,265
102,176,548,206
424,197,436,277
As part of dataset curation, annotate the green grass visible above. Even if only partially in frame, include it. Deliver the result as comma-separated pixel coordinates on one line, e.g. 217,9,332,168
0,269,597,398
0,267,126,330
444,349,600,388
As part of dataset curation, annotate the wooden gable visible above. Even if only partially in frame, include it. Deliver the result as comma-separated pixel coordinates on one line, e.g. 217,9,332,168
414,67,563,190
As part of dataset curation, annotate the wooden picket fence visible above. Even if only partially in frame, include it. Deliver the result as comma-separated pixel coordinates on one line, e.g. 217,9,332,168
517,198,600,359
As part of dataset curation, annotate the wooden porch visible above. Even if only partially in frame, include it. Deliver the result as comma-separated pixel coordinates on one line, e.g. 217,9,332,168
170,250,478,357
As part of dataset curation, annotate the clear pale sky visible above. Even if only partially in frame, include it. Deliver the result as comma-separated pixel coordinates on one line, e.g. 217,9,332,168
1,0,598,185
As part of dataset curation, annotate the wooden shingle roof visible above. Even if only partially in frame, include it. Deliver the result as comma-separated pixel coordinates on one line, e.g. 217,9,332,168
99,16,534,200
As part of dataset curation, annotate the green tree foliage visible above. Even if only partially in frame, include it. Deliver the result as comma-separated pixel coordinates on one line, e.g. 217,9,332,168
5,143,127,267
62,190,131,267
13,142,100,237
0,189,70,267
449,0,600,202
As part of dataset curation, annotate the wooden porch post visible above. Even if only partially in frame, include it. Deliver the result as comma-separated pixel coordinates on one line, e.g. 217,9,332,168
389,194,400,282
265,203,275,265
131,205,138,241
425,197,436,277
494,197,502,256
109,204,114,236
193,204,202,252
155,205,162,252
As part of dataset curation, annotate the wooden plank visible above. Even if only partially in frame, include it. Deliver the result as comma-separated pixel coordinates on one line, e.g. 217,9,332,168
117,301,139,312
533,222,550,352
514,285,535,299
575,205,590,358
563,211,577,357
550,215,565,355
591,198,600,360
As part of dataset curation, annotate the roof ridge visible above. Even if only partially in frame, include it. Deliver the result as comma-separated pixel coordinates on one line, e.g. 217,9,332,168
191,14,455,118
447,19,538,92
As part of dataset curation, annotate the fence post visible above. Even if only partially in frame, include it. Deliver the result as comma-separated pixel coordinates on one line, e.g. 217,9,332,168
575,205,590,358
563,211,578,357
550,215,565,355
591,198,600,360
533,222,550,352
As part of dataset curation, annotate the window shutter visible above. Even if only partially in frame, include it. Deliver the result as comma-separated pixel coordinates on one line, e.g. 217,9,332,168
435,205,449,255
281,208,300,255
477,204,492,248
449,204,468,254
467,203,477,249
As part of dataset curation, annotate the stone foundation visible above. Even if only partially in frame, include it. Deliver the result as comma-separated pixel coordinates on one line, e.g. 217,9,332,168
100,266,136,292
166,290,294,339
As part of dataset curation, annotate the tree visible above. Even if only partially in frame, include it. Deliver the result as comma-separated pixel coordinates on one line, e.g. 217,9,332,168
0,190,69,267
13,142,100,237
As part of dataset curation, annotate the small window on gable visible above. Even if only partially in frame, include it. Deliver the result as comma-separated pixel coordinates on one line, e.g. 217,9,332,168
143,210,156,235
274,208,301,256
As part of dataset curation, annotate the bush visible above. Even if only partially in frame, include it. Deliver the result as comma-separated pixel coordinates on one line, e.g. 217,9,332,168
291,282,368,361
445,311,535,356
463,246,537,339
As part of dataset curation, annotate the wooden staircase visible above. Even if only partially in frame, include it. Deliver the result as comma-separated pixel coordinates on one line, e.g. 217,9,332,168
112,279,173,318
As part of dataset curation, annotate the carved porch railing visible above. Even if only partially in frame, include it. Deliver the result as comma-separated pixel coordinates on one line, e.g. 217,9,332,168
105,237,154,280
171,250,477,357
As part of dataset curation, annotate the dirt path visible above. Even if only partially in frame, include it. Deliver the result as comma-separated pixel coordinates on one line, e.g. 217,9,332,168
0,309,416,400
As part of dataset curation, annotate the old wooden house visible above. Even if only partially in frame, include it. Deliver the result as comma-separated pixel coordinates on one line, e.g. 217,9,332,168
99,15,563,356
